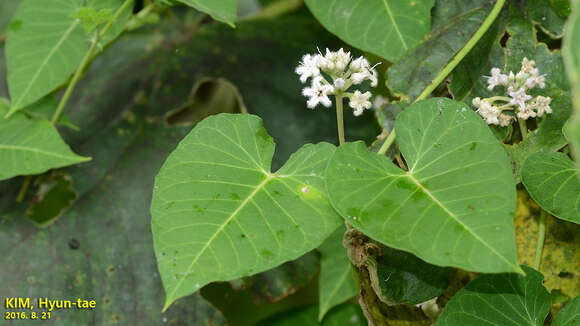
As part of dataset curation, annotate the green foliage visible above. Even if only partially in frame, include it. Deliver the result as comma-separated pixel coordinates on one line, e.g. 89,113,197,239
257,303,366,326
437,265,551,326
326,98,520,274
563,0,580,168
5,0,131,115
521,152,580,224
0,98,89,181
318,226,358,320
72,7,114,34
553,296,580,326
176,0,237,26
304,0,434,62
151,114,342,310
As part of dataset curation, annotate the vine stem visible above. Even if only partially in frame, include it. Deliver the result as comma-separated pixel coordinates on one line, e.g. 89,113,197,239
377,129,396,155
16,175,32,203
518,117,528,139
534,210,547,269
335,95,345,145
51,0,134,125
377,0,506,156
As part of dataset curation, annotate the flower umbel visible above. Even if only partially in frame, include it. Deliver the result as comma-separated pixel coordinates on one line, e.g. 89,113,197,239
295,48,379,116
472,57,552,128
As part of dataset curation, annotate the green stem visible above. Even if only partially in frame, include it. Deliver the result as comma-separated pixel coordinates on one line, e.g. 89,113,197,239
335,95,345,145
534,210,547,270
518,117,528,139
51,0,133,125
378,129,396,155
17,175,32,203
414,0,507,102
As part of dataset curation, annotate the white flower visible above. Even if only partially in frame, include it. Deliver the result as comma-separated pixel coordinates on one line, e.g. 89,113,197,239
349,56,370,72
349,90,372,116
295,54,322,83
517,105,537,120
373,95,389,109
334,78,346,90
302,76,334,108
525,68,546,89
508,87,532,109
521,57,536,73
533,96,552,116
487,68,509,90
477,101,501,125
369,68,378,87
472,97,483,108
498,114,513,127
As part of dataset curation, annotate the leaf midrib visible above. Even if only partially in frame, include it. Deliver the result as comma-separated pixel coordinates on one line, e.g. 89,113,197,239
381,0,408,50
405,172,520,272
165,172,274,307
0,144,88,161
10,19,81,111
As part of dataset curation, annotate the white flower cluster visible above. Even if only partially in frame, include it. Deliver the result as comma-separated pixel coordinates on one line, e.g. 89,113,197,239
296,48,379,116
472,57,552,127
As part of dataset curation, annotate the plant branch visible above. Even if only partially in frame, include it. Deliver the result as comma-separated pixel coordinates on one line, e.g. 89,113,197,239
534,209,547,270
335,95,345,145
377,129,396,155
518,117,528,139
51,0,134,125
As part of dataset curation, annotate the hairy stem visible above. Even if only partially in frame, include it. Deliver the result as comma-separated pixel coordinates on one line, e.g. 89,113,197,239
335,95,345,145
51,0,133,125
534,210,547,270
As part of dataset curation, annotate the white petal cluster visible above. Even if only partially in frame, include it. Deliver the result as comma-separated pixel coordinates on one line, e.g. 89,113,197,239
296,48,379,116
473,57,552,127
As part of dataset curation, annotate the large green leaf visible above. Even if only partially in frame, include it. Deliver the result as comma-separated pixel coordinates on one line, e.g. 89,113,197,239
437,265,551,326
553,296,580,326
563,0,580,168
318,226,358,321
5,0,132,114
326,98,520,274
387,0,496,101
0,98,89,180
525,0,567,38
304,0,434,62
151,113,343,310
177,0,236,26
521,152,580,224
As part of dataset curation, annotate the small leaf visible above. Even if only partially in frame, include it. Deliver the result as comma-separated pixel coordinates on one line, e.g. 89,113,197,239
553,296,580,326
326,98,520,274
0,98,90,181
176,0,236,26
5,0,132,114
304,0,434,62
151,113,342,310
521,152,580,224
367,245,451,305
318,226,358,321
437,265,551,326
387,0,497,101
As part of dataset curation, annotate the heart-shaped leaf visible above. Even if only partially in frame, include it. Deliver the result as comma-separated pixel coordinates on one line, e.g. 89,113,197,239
151,113,342,310
521,152,580,224
0,98,90,181
553,296,580,326
437,265,551,326
304,0,434,62
326,98,520,274
318,226,358,321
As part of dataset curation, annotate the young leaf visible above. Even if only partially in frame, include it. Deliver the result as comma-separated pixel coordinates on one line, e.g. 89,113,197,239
303,0,434,63
5,0,132,114
553,296,580,326
176,0,236,27
326,98,520,274
387,0,497,101
151,113,342,311
0,98,90,181
318,226,358,321
521,152,580,224
437,265,551,326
